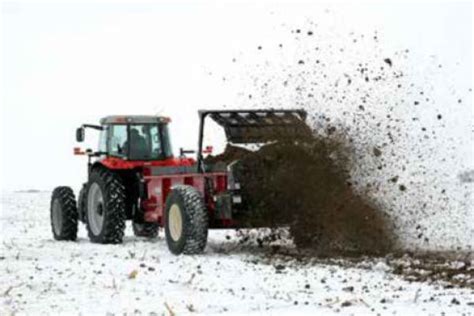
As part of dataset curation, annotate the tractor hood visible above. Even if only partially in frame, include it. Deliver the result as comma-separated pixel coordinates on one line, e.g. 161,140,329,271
201,109,311,144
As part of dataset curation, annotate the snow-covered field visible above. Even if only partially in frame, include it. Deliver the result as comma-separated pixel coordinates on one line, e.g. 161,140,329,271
1,191,473,315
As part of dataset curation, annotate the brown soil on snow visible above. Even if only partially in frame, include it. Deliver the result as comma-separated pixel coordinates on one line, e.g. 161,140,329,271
206,132,397,256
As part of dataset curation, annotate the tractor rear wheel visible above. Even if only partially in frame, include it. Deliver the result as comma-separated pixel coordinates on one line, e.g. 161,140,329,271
164,185,208,255
50,186,78,241
132,222,159,238
85,168,126,244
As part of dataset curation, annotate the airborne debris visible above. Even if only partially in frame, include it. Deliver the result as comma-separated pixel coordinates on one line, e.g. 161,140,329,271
384,58,393,66
373,147,382,157
209,131,396,255
128,270,138,279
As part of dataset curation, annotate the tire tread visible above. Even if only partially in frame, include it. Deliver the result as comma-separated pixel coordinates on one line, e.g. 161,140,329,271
167,185,208,255
50,186,78,241
85,168,126,244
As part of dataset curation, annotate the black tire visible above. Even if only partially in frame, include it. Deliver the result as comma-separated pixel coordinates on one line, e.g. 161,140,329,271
132,222,159,238
77,183,87,223
164,185,208,255
50,186,78,241
85,168,126,244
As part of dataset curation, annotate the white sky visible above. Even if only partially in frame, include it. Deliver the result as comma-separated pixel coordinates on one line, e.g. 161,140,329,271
1,0,472,191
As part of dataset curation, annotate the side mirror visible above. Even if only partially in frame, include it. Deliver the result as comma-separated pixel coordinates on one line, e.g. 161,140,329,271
76,127,85,142
179,148,195,157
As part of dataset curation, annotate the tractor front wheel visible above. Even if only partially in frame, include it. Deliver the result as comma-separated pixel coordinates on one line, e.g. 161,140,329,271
85,168,126,244
50,186,78,241
164,185,208,255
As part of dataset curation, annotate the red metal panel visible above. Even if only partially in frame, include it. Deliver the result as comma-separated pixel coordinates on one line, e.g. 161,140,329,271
184,177,194,186
171,177,182,187
215,175,227,193
94,154,238,228
162,177,172,211
100,156,195,170
143,177,161,222
142,172,227,226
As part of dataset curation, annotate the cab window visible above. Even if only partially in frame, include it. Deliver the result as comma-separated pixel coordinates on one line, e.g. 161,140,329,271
108,125,127,157
98,127,107,153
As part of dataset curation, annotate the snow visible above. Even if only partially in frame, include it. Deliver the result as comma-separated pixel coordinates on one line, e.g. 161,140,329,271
1,191,473,315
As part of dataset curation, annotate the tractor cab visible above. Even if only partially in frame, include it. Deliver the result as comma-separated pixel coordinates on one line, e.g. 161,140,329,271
76,115,173,161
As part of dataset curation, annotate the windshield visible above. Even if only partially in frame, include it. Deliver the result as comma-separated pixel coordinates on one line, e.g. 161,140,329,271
107,124,173,160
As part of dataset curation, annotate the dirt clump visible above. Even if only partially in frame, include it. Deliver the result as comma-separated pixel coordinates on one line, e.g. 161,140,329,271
209,132,396,256
205,144,250,165
389,253,474,289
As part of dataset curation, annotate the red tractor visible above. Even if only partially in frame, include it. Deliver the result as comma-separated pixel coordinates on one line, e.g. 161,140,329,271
50,109,309,254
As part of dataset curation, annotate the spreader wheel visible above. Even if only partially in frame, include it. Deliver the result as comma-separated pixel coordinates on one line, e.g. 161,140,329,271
50,186,78,241
164,185,208,255
85,168,126,244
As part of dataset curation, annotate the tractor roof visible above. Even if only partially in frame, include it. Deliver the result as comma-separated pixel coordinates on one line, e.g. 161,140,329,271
100,115,170,125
